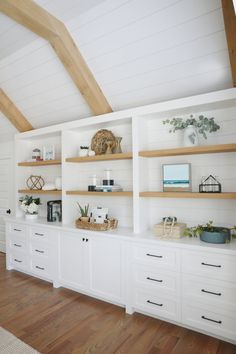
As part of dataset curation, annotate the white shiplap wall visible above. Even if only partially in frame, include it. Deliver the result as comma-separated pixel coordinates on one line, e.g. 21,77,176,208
0,0,233,138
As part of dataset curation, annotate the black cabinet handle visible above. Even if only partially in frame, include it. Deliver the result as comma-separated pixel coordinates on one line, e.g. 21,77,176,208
35,265,45,270
146,277,163,283
82,238,85,241
35,233,44,237
6,209,11,214
147,300,163,307
14,258,22,263
86,238,88,242
14,243,22,248
35,249,44,254
13,228,22,232
201,315,222,324
201,289,221,296
201,262,221,268
146,253,163,258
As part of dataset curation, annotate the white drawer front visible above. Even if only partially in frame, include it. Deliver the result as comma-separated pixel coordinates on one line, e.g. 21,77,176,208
30,227,50,242
134,289,180,322
9,223,27,236
133,265,180,297
10,252,28,270
182,275,236,313
30,240,50,258
182,304,236,341
182,251,236,282
10,237,27,252
133,244,180,271
30,257,51,278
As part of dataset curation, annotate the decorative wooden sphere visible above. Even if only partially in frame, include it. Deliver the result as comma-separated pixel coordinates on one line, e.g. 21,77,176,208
26,175,45,190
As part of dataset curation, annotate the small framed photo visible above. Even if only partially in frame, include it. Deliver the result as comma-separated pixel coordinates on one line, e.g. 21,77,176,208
163,163,191,192
43,145,55,161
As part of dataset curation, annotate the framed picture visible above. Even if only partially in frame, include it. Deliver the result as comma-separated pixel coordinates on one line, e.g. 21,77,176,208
43,145,55,161
162,163,191,192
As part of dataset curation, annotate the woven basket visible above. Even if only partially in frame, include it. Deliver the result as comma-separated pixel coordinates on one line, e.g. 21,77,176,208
75,218,118,231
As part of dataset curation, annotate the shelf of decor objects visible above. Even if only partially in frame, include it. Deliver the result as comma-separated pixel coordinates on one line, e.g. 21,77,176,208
139,143,236,158
139,192,236,199
18,159,61,166
18,189,62,195
66,152,133,163
66,190,133,197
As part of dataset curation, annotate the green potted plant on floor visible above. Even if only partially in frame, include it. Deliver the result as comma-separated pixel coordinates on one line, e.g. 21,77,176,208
184,220,231,244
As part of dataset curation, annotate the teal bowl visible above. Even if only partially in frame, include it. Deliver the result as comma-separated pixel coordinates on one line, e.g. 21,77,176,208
200,229,230,244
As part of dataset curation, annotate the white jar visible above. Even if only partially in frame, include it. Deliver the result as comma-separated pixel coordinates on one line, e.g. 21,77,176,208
55,176,62,190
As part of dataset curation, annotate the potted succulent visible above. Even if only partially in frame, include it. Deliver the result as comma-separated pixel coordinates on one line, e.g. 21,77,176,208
79,146,89,157
184,220,231,244
19,195,41,220
77,203,90,222
163,115,220,147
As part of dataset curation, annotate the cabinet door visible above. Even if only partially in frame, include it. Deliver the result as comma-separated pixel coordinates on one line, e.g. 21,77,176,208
59,232,89,290
89,236,123,304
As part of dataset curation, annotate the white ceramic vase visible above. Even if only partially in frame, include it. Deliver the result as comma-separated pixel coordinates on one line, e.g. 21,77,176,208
55,176,62,190
25,213,38,220
183,125,199,147
79,148,89,157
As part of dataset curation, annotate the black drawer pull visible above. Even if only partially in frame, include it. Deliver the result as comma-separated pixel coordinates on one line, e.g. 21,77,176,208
201,262,221,268
201,289,221,296
82,238,85,241
35,249,44,254
14,258,22,263
147,277,163,283
14,243,22,248
35,233,44,237
147,300,163,307
35,265,45,270
146,253,163,258
13,228,22,232
201,315,222,324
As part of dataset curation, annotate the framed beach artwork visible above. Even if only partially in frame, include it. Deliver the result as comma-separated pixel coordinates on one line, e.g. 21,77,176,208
162,163,191,192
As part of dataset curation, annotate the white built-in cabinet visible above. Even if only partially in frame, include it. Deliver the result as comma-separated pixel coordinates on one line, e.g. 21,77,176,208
5,88,236,344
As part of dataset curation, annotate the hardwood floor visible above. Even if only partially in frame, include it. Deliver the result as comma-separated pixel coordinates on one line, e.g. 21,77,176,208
0,253,235,354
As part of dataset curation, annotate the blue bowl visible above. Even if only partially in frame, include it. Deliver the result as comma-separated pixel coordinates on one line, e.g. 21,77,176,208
200,229,230,244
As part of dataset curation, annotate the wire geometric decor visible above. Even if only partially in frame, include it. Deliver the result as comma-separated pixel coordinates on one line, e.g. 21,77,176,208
26,175,45,190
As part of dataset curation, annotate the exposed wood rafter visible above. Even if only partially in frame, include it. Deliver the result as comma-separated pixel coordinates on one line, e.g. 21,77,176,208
222,0,236,86
0,0,113,115
0,89,33,132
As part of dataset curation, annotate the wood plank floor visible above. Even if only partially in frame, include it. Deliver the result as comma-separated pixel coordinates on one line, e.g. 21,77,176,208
0,253,235,354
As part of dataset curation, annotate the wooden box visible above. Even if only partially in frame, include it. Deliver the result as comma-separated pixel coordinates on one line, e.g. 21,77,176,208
153,222,186,239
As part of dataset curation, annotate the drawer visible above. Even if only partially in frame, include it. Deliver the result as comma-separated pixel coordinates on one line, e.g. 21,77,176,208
10,251,28,270
10,237,27,252
30,256,51,278
133,244,180,271
182,251,236,282
133,265,180,297
30,227,50,242
182,274,236,313
133,288,180,322
9,223,27,236
182,304,236,341
30,240,50,258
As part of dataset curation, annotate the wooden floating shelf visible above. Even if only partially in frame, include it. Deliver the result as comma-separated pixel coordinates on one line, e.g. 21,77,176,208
140,192,236,199
18,159,61,166
66,152,132,163
18,189,62,195
66,191,133,197
139,143,236,158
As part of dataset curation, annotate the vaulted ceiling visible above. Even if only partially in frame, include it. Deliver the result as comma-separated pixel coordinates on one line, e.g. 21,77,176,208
0,0,234,141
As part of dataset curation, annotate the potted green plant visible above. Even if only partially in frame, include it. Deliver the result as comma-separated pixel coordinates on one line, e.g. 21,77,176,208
19,195,41,220
77,203,90,222
79,146,89,157
163,115,220,147
184,220,231,244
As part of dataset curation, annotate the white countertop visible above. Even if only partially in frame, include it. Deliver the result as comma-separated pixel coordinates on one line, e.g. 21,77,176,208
5,215,236,255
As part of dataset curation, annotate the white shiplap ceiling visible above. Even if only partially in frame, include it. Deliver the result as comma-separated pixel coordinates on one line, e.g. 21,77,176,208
0,0,233,141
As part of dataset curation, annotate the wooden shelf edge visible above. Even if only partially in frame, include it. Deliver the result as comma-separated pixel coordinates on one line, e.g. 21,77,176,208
66,191,133,196
66,152,132,163
18,189,62,195
139,143,236,158
140,192,236,199
18,159,61,166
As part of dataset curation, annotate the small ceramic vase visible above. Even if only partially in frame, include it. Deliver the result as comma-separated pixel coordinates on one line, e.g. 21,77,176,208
105,140,113,154
114,137,122,154
25,213,38,220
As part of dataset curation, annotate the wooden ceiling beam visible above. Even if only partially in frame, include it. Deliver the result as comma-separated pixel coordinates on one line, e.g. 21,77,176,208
0,0,113,115
222,0,236,86
0,89,33,132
